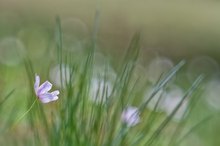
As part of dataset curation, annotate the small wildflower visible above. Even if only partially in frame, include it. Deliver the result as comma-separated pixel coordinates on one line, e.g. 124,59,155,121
34,74,59,103
121,106,140,127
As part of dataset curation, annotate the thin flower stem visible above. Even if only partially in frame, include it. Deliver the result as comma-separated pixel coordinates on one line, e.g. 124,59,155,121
11,98,38,129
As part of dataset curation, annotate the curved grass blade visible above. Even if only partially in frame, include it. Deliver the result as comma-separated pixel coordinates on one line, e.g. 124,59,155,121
145,75,204,146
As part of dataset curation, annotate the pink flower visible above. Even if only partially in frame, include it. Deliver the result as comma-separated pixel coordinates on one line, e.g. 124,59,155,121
121,106,140,127
34,75,59,103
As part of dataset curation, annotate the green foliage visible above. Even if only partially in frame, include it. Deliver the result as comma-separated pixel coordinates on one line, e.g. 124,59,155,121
0,17,212,146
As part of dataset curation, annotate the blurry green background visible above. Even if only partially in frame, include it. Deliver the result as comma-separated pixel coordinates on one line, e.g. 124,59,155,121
0,0,220,60
0,0,220,145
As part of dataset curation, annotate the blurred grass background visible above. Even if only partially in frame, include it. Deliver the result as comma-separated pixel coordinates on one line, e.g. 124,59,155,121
1,0,220,60
0,0,220,145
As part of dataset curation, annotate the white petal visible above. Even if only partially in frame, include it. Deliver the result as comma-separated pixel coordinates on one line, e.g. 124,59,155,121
51,96,59,101
51,90,60,96
38,81,52,95
39,93,58,103
39,97,51,103
34,75,40,94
